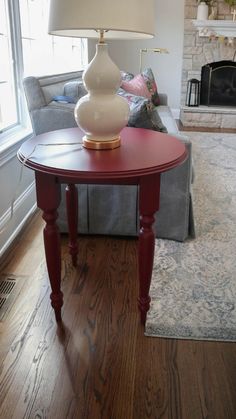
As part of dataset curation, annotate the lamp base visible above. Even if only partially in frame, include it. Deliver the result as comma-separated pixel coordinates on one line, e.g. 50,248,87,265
82,137,121,150
74,43,129,148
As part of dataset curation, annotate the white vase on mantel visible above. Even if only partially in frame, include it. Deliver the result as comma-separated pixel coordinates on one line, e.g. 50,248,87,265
197,1,209,20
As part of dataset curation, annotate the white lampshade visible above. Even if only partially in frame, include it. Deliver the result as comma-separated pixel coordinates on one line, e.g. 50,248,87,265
48,0,155,149
48,0,155,39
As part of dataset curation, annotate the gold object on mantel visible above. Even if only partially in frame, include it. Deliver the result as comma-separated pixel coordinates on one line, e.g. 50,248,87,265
231,9,236,22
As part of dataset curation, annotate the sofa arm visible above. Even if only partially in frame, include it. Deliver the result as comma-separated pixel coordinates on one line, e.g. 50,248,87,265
153,135,195,241
155,105,179,134
171,133,194,184
23,77,47,111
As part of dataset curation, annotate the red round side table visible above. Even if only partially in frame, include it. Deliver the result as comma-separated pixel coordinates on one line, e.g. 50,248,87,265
18,127,187,325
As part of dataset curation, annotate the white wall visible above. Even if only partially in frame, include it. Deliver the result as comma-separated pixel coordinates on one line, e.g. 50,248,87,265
0,137,36,258
88,0,185,111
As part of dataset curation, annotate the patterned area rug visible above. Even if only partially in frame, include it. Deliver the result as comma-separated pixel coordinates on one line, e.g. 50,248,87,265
145,132,236,341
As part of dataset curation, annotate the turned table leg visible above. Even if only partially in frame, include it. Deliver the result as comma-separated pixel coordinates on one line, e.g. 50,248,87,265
35,172,63,322
66,184,78,267
138,174,160,325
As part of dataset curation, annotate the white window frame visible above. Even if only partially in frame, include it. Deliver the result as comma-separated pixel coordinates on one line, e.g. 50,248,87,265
0,0,26,144
0,0,87,151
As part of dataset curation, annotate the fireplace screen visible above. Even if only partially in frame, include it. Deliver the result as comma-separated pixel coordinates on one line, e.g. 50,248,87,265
200,60,236,107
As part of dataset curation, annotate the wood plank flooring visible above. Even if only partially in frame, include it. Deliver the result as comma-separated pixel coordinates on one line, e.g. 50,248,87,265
0,213,236,419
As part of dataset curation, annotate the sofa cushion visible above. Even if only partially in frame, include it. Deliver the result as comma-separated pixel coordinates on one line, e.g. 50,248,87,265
121,68,160,106
63,80,87,101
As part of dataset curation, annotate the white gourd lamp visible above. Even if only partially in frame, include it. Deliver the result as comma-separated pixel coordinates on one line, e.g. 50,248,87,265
48,0,155,150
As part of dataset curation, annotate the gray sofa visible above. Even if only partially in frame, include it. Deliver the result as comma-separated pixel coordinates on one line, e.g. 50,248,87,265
23,71,195,241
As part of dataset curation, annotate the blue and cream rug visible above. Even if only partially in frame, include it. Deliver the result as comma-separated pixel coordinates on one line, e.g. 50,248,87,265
145,132,236,341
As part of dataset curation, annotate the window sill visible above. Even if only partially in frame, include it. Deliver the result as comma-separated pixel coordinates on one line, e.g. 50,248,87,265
0,125,33,167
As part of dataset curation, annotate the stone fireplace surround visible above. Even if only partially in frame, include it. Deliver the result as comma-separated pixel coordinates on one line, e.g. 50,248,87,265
180,0,236,129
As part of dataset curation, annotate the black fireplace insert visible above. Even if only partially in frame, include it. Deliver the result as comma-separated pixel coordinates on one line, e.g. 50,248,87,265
200,60,236,107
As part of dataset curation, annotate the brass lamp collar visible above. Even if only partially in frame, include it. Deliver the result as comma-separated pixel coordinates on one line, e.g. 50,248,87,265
96,29,109,43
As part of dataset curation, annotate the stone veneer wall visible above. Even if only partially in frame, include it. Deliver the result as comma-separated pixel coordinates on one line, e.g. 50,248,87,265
181,0,236,105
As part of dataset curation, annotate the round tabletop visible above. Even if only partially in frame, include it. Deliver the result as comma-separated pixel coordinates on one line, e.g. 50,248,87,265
18,127,187,180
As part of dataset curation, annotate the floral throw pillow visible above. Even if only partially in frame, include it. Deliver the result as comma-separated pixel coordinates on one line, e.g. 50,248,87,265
118,88,167,132
120,71,134,81
121,68,160,106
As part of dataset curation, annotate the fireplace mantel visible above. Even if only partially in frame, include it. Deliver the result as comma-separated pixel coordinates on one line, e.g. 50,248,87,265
192,20,236,38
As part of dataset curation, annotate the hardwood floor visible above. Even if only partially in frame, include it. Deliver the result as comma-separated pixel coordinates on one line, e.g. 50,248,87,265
0,213,236,419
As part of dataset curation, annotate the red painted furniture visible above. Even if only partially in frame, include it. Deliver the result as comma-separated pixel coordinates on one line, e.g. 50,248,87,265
18,127,187,324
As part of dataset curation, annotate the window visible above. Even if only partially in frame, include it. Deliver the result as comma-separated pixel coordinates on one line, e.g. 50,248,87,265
0,0,18,132
0,0,87,138
19,0,87,77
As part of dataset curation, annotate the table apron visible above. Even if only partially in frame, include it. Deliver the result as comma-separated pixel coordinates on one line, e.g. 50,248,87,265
55,175,152,186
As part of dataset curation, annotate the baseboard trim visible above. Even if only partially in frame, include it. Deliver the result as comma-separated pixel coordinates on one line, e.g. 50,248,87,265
0,181,36,258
